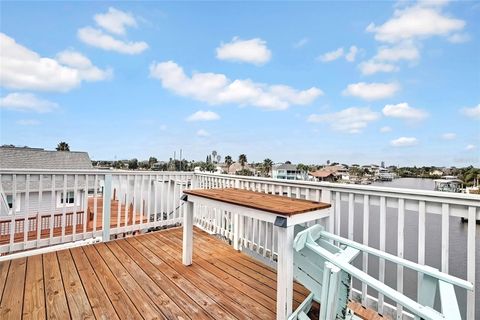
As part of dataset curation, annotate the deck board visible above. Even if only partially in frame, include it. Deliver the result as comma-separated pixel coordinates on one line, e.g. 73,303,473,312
70,247,119,320
43,252,70,319
0,258,26,319
23,255,45,320
0,260,10,302
2,226,386,320
57,249,94,319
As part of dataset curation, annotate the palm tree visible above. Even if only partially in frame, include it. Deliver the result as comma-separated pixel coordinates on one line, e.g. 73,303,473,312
224,155,233,172
238,154,247,169
212,150,217,163
56,142,70,151
263,158,273,177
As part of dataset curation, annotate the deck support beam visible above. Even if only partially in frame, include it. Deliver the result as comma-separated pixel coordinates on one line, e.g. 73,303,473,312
182,200,194,266
276,224,294,320
102,174,112,241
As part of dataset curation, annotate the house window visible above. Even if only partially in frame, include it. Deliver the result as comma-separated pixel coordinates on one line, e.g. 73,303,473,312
6,195,14,209
5,194,20,213
57,191,76,207
60,191,75,203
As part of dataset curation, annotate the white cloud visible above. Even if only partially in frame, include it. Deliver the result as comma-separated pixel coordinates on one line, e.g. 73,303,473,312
16,119,40,126
345,46,359,62
318,48,344,62
465,144,476,151
461,104,480,119
375,42,420,61
307,107,380,133
0,93,58,113
149,60,323,110
293,38,309,48
94,7,137,35
56,50,112,81
366,5,465,43
359,42,418,75
359,60,399,75
448,33,470,43
216,37,271,65
390,136,418,147
380,126,392,133
382,102,428,121
441,132,456,140
196,129,210,137
78,27,148,55
0,33,110,92
343,82,399,100
186,110,220,122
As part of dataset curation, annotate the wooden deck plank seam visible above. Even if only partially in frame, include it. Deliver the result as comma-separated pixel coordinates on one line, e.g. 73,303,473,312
103,240,194,320
134,234,257,319
151,231,277,316
55,251,74,319
0,261,11,305
63,249,96,319
166,227,311,303
167,228,308,304
122,236,244,320
164,229,287,303
80,245,142,319
89,244,154,319
70,246,120,320
109,239,214,320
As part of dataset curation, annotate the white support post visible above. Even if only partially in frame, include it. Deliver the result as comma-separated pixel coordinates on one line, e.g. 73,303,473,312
233,212,240,251
320,189,333,233
276,224,294,320
466,206,476,320
102,173,112,241
182,200,194,266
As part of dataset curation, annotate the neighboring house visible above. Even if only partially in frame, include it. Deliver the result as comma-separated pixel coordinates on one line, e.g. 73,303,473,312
309,165,346,182
227,162,254,175
309,169,336,182
0,147,93,216
272,163,306,180
430,169,444,176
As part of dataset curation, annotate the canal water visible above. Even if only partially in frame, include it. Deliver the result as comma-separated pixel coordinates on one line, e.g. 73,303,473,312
342,178,480,318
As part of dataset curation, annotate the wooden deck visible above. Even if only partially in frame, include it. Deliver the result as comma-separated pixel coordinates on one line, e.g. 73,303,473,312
0,227,385,319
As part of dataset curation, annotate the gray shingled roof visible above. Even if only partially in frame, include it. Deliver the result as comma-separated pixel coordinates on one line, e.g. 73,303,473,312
0,147,93,170
275,163,298,170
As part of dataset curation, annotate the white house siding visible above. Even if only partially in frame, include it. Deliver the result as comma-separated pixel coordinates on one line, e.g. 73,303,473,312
3,191,86,217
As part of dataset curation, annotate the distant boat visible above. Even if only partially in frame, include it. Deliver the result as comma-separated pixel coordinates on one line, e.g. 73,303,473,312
433,177,463,193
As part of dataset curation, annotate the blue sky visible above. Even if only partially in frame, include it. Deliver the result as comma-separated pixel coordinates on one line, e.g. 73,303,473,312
1,1,479,166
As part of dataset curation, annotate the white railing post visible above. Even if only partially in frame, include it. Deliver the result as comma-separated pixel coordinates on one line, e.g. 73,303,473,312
102,173,112,241
467,206,476,319
320,188,333,232
192,173,198,189
233,212,240,250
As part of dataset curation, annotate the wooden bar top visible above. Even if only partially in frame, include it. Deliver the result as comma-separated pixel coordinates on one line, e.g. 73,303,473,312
183,188,330,216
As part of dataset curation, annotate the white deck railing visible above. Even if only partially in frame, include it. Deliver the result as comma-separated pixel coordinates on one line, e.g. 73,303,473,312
0,169,478,319
0,169,194,254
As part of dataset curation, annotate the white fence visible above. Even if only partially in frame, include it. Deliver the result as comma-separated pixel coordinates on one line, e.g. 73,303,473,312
0,169,478,319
